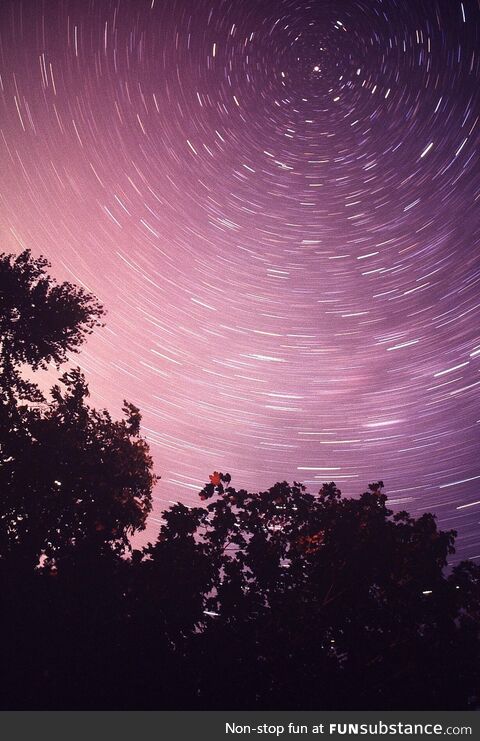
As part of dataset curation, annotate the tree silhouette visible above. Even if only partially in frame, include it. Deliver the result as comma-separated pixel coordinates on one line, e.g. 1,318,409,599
1,249,479,711
146,475,480,710
0,250,157,709
0,249,155,572
0,249,104,401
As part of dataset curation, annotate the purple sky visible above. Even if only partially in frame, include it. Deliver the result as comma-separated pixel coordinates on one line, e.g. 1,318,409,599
1,0,479,559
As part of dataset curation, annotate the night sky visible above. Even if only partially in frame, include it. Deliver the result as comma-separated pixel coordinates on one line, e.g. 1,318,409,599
1,0,479,560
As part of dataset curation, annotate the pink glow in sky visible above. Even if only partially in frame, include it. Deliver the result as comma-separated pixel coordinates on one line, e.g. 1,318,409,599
1,0,479,558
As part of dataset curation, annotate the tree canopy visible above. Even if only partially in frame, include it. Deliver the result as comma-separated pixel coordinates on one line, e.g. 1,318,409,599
1,249,479,711
142,475,479,710
0,249,155,574
0,250,103,370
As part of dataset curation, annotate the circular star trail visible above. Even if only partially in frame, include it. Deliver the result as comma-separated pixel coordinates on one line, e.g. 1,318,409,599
1,0,479,559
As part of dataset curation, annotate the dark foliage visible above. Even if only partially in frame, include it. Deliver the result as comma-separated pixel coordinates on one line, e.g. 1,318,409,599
1,251,479,710
0,250,103,368
0,250,155,708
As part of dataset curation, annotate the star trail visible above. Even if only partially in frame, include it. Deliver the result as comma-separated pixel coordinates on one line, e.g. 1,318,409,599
1,0,479,559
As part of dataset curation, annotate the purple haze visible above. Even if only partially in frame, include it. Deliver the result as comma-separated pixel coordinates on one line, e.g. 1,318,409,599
0,0,479,558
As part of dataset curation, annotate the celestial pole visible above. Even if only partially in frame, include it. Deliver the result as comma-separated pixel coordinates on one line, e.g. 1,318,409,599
1,0,479,559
